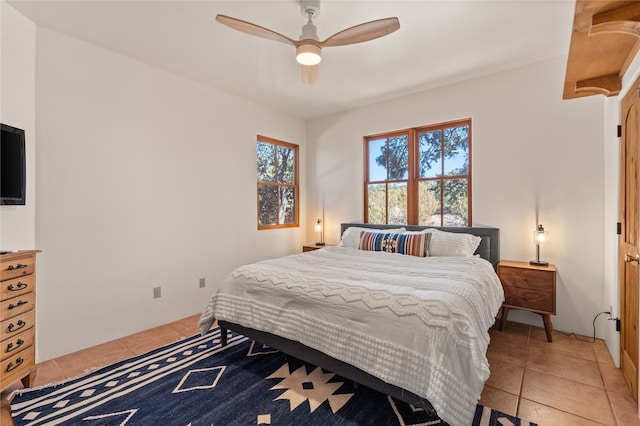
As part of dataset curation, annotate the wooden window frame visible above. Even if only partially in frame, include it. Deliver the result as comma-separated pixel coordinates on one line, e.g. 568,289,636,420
363,118,472,226
257,135,300,230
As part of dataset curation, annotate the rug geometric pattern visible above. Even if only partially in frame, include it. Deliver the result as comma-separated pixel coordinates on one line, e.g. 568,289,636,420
11,327,537,426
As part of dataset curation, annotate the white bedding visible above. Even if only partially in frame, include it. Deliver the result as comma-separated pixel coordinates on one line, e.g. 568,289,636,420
198,246,504,426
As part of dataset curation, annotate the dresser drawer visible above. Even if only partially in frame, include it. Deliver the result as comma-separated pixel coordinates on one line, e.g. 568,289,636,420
0,344,35,391
498,266,554,291
1,274,35,302
0,255,35,281
0,291,35,320
0,310,35,342
503,286,554,313
1,326,34,363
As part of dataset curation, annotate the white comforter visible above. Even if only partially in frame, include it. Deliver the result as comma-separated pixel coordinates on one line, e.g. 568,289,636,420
199,246,504,426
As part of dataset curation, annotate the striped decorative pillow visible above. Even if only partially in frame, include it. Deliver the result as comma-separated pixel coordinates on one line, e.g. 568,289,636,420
358,232,395,252
339,227,406,248
396,232,432,257
359,231,430,257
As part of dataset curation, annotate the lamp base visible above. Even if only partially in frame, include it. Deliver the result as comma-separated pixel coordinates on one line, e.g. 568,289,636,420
315,242,325,246
530,260,549,266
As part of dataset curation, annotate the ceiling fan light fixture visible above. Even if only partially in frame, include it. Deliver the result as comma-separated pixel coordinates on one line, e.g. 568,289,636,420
296,44,321,65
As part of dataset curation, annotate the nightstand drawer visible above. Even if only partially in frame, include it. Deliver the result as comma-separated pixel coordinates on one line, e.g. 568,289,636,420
503,286,554,312
498,267,554,291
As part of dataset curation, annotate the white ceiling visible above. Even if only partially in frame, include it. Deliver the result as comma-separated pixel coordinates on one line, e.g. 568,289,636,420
7,0,576,120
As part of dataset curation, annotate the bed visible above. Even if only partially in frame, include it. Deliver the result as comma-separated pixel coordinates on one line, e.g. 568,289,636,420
198,223,503,426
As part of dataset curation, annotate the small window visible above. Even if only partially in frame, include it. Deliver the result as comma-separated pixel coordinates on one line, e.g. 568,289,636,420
364,119,471,226
257,135,299,229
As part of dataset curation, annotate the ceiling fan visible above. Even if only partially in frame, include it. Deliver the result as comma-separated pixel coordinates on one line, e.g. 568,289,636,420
216,0,400,84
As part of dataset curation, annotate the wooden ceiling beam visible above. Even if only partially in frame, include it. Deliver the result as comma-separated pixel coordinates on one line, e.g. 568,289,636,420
592,2,640,26
591,20,640,37
591,2,640,40
575,74,622,96
564,1,640,100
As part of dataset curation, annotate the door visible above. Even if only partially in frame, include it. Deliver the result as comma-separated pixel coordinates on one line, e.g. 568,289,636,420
620,77,640,401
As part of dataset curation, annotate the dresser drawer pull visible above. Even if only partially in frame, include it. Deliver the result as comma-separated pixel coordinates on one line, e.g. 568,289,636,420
6,357,24,372
7,320,26,333
6,339,24,353
7,282,28,291
8,300,28,310
7,263,28,271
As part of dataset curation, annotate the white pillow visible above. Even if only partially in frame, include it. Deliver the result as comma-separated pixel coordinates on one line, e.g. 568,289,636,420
429,230,481,257
339,226,406,249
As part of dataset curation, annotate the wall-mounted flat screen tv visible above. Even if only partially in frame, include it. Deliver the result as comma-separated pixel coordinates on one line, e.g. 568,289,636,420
1,123,26,205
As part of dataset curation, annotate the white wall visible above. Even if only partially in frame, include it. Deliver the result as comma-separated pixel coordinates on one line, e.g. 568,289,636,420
0,1,36,249
603,95,620,367
307,57,606,338
34,27,306,360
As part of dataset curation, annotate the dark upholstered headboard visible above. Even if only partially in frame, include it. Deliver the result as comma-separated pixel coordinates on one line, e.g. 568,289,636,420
340,223,500,271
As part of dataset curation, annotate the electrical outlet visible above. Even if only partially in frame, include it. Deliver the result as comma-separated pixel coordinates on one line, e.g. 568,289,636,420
199,277,206,288
153,286,161,299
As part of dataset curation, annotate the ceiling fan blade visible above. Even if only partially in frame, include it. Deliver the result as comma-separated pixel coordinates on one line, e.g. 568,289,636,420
321,17,400,47
301,64,319,85
216,14,296,46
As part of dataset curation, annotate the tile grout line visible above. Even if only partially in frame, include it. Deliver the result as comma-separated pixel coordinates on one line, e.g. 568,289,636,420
515,325,531,418
597,348,620,426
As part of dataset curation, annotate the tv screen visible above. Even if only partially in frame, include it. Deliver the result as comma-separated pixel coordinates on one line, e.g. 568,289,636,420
1,123,26,205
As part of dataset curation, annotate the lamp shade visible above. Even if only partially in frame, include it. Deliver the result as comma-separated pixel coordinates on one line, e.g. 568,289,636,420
530,224,549,266
296,44,321,66
315,218,325,245
533,224,548,245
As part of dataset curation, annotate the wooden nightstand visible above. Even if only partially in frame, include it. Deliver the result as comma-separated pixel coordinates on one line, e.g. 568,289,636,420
302,244,327,252
498,260,557,342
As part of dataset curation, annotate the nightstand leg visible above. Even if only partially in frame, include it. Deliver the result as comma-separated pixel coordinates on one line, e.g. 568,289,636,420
499,307,510,331
541,314,553,342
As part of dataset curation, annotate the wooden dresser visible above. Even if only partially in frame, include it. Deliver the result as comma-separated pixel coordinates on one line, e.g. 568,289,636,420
1,250,40,392
498,260,557,342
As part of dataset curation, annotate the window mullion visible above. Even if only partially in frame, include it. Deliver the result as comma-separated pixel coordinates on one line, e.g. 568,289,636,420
407,130,416,225
385,139,390,224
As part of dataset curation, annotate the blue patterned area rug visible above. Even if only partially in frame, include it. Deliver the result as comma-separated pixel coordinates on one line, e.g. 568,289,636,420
11,327,536,426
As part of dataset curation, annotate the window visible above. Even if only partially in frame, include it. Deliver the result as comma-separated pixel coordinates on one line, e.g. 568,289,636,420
257,135,299,229
364,119,471,226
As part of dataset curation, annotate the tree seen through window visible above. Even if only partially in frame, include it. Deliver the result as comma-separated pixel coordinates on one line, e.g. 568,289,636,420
365,119,471,226
257,136,299,229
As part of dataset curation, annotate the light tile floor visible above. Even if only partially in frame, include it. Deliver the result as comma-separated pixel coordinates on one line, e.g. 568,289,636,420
1,316,638,425
481,321,639,425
